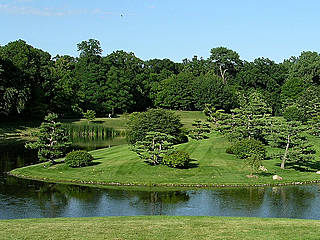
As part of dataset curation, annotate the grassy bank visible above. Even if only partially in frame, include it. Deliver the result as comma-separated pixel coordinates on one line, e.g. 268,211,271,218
0,111,205,138
1,216,320,240
10,131,320,187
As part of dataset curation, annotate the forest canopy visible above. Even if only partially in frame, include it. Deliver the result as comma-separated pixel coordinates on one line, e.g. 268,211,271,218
1,39,319,120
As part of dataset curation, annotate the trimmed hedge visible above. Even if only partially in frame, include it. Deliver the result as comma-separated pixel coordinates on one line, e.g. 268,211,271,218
231,139,266,160
162,151,191,168
65,150,94,168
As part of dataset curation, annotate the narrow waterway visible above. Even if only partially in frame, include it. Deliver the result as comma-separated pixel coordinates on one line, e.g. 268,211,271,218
1,132,320,220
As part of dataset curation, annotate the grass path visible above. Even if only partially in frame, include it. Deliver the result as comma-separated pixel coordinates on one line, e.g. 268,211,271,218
1,216,320,240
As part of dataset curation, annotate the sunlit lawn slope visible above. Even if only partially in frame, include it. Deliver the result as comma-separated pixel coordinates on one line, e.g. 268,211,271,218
10,131,320,187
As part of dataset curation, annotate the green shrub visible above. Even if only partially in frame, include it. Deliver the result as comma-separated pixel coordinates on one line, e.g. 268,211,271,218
127,109,184,145
225,145,234,154
232,139,266,160
65,150,94,168
283,105,305,122
162,151,191,168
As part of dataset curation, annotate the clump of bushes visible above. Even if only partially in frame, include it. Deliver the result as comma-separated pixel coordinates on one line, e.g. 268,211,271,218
231,139,266,160
162,151,191,168
283,105,305,122
65,150,94,168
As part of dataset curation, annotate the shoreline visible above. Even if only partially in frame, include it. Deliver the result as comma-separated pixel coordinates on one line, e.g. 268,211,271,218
8,171,320,189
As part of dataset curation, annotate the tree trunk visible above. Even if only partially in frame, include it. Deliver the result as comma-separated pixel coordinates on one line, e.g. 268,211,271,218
281,134,290,169
219,65,227,84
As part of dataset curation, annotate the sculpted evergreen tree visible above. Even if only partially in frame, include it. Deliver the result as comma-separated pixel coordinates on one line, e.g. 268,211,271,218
189,120,211,140
266,119,315,169
205,92,271,141
132,131,174,165
25,113,71,165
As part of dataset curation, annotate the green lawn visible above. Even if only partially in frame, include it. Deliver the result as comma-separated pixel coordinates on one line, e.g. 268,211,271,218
1,216,320,240
0,111,205,137
10,131,320,187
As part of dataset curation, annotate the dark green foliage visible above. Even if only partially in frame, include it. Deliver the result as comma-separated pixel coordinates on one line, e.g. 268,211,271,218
162,151,191,168
155,72,196,110
2,38,320,126
209,47,242,83
225,145,234,154
131,131,174,165
83,110,96,122
206,91,271,141
65,150,94,168
189,120,211,140
25,113,71,164
127,109,184,144
231,139,266,160
192,73,238,111
265,118,315,169
283,105,305,122
308,116,320,137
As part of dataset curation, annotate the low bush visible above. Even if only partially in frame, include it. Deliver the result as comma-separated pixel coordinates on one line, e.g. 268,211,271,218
65,150,94,168
225,145,234,154
283,105,305,122
232,139,266,160
162,151,191,168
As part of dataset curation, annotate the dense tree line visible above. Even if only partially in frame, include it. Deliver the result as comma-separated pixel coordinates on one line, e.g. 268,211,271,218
1,39,320,120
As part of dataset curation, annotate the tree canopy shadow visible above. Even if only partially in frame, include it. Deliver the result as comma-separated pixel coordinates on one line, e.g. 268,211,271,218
256,172,274,177
92,121,104,124
90,161,102,166
284,160,320,172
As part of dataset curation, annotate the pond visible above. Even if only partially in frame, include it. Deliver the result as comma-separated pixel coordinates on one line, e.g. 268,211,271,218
1,128,320,220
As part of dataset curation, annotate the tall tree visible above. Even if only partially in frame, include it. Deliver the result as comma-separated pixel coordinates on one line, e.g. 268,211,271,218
209,47,242,84
77,39,102,58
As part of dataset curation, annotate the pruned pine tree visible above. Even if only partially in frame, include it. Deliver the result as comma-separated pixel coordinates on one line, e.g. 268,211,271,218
205,92,271,141
189,120,211,140
132,131,174,165
308,115,320,137
25,113,71,165
266,119,315,169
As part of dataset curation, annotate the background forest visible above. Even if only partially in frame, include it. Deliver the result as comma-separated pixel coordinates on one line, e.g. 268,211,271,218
1,38,320,120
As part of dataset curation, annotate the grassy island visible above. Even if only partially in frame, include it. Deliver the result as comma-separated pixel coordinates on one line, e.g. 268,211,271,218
1,216,320,239
10,130,320,188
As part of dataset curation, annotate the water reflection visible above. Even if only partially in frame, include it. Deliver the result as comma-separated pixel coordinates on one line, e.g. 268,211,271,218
63,124,127,150
2,138,320,220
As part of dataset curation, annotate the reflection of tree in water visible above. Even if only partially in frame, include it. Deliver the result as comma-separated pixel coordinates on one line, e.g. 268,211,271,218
37,184,69,218
0,139,37,173
55,184,103,202
212,187,266,212
37,184,105,218
266,186,316,218
129,191,190,215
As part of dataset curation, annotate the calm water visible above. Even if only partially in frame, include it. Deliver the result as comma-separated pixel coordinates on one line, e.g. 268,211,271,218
1,130,320,220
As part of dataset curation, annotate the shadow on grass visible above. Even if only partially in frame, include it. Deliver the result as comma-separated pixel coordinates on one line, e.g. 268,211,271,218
274,160,320,172
92,121,104,124
256,172,274,177
90,162,102,166
142,159,199,169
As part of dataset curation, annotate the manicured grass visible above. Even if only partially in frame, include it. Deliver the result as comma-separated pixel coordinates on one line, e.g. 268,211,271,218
1,216,320,240
10,132,320,187
61,110,205,130
0,111,205,137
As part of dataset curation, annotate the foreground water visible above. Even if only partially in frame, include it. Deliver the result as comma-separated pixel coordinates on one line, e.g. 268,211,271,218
1,134,320,220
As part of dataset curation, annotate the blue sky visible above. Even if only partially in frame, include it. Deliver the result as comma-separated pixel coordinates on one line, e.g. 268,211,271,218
1,0,320,62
